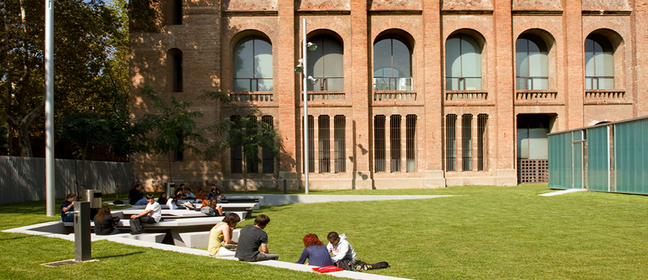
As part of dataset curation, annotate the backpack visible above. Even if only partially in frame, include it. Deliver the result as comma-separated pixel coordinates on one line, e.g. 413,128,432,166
201,207,216,216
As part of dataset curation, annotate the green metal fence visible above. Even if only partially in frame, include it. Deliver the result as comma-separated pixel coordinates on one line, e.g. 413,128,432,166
615,118,648,194
548,116,648,194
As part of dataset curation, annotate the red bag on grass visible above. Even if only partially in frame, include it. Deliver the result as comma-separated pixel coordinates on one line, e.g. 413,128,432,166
312,265,344,273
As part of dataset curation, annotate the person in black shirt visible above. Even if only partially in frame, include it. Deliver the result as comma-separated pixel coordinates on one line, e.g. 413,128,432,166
128,184,145,205
235,214,279,261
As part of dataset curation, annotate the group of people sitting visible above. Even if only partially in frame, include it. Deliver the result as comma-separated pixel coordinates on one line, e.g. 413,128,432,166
59,193,126,235
207,214,388,271
62,188,387,271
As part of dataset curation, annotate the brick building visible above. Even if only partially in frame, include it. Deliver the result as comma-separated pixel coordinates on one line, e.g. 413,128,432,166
130,0,648,190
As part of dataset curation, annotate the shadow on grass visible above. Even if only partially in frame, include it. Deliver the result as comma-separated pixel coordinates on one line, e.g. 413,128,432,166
93,251,145,260
0,235,35,241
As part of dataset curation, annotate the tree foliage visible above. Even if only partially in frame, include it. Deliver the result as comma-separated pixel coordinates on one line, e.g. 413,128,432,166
58,89,149,161
0,0,127,157
200,90,283,164
140,85,206,159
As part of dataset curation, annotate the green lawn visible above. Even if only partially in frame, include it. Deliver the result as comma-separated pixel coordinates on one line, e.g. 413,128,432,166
3,184,648,279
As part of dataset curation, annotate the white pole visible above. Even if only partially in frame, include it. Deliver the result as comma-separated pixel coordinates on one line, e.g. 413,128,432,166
45,0,55,216
303,18,309,195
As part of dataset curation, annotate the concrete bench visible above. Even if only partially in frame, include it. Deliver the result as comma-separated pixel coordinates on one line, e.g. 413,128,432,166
112,209,247,220
68,214,245,247
127,202,259,217
178,228,240,248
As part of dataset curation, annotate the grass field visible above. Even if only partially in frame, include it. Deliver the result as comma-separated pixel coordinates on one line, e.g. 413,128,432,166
3,184,648,279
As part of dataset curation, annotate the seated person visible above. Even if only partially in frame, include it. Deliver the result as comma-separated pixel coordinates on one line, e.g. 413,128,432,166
184,187,195,199
130,194,161,234
296,234,334,267
194,188,208,200
206,184,226,201
166,195,180,210
207,213,241,257
174,184,185,199
94,206,120,235
235,214,279,261
201,198,225,216
60,193,77,222
157,193,168,205
128,184,147,205
327,232,358,270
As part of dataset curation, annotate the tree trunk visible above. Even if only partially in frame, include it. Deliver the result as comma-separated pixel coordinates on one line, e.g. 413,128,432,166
17,119,32,157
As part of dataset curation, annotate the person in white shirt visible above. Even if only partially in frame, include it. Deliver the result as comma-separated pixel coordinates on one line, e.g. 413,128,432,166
327,232,358,270
130,194,161,234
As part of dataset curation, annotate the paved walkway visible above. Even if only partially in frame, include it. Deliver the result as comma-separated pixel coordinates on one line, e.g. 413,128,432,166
538,188,586,196
4,194,458,280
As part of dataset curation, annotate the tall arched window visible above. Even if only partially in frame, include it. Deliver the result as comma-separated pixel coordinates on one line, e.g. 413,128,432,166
172,0,182,25
373,35,412,91
168,48,183,92
585,35,614,89
516,34,548,90
233,36,273,91
445,34,481,90
307,34,343,91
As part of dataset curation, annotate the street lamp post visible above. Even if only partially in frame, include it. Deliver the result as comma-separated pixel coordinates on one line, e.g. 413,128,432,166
296,19,317,194
302,18,308,194
45,0,55,216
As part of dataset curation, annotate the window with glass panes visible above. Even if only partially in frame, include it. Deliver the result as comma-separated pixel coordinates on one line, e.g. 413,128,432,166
373,35,412,91
516,34,549,90
233,36,273,91
585,35,614,90
445,35,481,90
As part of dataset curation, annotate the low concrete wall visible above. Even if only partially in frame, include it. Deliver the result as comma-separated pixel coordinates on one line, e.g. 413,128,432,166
0,156,131,204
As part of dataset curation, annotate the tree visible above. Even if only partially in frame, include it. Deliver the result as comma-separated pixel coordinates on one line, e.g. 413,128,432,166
201,90,284,190
0,0,125,157
140,85,207,182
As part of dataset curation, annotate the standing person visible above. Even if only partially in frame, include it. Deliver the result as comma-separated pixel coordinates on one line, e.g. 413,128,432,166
129,194,161,234
327,232,358,270
129,184,147,205
296,234,334,267
60,193,77,222
207,213,241,257
94,206,120,235
235,214,279,261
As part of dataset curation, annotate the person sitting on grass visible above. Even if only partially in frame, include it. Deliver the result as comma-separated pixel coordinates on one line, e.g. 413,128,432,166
60,193,77,222
94,206,120,235
326,231,390,271
130,194,161,234
207,213,241,257
327,232,358,270
235,214,279,261
296,233,334,267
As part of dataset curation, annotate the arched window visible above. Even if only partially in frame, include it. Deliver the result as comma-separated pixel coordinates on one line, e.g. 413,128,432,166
445,34,481,90
307,34,343,91
516,34,548,90
373,35,412,91
233,36,273,91
585,35,614,89
168,49,182,92
172,0,182,25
